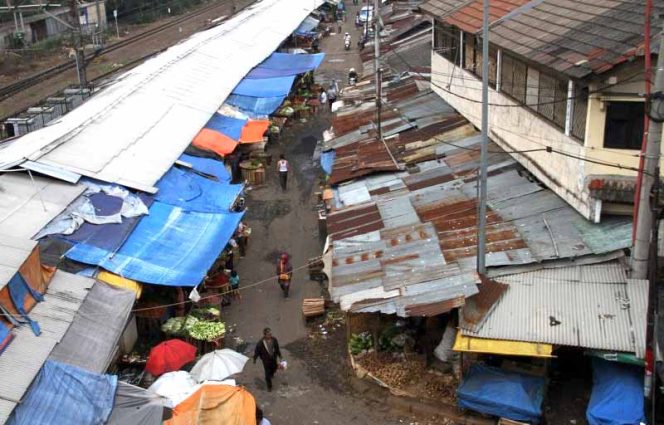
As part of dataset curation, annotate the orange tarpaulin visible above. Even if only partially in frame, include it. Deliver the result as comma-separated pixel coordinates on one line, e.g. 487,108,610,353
166,385,256,425
239,120,269,144
192,129,238,156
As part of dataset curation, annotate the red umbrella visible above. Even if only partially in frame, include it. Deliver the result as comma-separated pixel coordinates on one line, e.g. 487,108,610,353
145,339,197,376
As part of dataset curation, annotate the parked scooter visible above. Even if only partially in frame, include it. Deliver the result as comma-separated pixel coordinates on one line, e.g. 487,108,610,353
344,32,351,50
348,68,358,86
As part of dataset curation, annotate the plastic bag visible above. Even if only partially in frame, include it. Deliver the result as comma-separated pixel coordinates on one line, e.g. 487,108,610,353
279,360,288,370
189,287,201,303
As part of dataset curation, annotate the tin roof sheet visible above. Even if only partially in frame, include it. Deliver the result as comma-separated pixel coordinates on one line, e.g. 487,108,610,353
0,173,84,240
461,262,648,356
0,271,94,423
0,236,37,291
0,0,323,192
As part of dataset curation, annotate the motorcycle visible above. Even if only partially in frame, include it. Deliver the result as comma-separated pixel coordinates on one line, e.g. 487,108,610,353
344,38,350,50
348,76,357,86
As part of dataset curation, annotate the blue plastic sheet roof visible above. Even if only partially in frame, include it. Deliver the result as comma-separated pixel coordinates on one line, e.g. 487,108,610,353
66,202,244,286
155,167,242,213
231,75,296,97
247,53,325,79
226,94,286,116
587,359,645,425
457,364,545,423
8,360,117,425
204,114,246,140
320,150,336,175
179,154,230,183
295,15,319,34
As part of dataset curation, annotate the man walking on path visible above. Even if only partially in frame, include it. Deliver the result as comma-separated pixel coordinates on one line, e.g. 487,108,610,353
253,328,282,391
277,154,289,191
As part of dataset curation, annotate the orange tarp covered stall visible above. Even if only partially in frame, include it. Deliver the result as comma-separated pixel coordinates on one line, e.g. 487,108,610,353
166,385,256,425
192,129,238,156
239,120,269,144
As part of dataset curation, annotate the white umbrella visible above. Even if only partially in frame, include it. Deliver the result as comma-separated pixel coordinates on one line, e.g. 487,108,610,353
147,371,197,407
190,349,249,383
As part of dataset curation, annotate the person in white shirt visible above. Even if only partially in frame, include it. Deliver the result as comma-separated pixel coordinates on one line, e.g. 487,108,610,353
277,154,289,191
320,89,328,111
256,407,271,425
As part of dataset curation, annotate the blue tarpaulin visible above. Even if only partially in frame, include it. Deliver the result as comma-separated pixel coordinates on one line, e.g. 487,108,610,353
320,150,336,175
155,167,242,213
8,360,117,425
226,94,286,116
63,193,154,264
247,53,325,79
457,363,545,423
295,15,319,35
231,75,296,98
587,359,645,425
179,154,230,183
204,114,247,140
66,202,244,286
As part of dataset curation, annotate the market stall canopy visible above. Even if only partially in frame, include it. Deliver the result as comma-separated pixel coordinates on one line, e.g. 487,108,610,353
107,382,171,425
148,371,198,408
7,360,117,425
48,282,135,372
247,52,326,78
225,95,287,117
155,167,243,213
146,339,197,377
239,120,270,144
295,15,320,35
97,271,143,299
232,75,296,98
457,363,545,423
178,154,230,183
0,0,326,193
192,129,239,157
0,173,85,239
165,385,256,425
586,359,645,425
65,202,245,286
190,349,249,383
204,114,247,141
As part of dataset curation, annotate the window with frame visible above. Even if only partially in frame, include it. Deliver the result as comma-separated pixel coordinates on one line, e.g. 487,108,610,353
433,22,460,64
501,54,527,103
603,101,644,150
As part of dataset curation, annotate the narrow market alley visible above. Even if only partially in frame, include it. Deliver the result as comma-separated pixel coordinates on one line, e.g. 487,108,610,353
220,6,425,423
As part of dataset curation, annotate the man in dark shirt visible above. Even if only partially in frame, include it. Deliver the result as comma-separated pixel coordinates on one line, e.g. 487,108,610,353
253,328,282,391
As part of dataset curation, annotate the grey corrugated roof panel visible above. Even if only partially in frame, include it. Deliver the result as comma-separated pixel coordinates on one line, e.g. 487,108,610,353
626,279,648,359
377,196,420,228
0,236,37,291
462,262,646,355
324,130,366,150
0,400,14,424
0,271,93,422
0,174,85,240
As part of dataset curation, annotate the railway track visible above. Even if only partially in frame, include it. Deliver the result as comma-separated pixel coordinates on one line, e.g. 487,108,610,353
0,0,238,103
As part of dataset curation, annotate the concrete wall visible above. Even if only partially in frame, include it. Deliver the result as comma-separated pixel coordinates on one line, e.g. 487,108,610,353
432,51,596,220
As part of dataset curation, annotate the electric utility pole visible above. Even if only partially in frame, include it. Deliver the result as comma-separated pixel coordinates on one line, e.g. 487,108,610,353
632,24,664,279
69,0,87,88
374,0,381,140
476,0,489,274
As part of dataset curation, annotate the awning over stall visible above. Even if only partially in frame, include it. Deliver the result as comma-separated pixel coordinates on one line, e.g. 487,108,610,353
204,114,247,141
7,360,117,425
295,15,319,35
165,385,255,425
155,167,243,213
226,95,286,117
66,202,244,286
97,271,143,299
247,53,325,78
107,382,170,425
239,120,270,144
192,129,238,157
457,363,545,423
231,76,296,98
178,154,230,183
453,334,553,358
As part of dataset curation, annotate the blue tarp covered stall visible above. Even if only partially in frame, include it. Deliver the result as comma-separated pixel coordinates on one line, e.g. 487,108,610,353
8,360,117,425
457,363,545,423
295,16,319,35
320,150,336,175
226,95,286,117
247,53,325,79
66,202,244,286
586,359,645,425
231,75,296,98
155,167,243,213
203,114,247,140
179,154,231,183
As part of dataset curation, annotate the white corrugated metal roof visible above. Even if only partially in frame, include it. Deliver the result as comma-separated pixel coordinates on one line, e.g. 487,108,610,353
0,236,37,291
462,262,649,357
0,271,93,424
0,0,322,192
0,173,84,239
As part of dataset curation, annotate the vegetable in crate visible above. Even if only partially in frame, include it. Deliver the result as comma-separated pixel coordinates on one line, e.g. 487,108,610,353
349,332,373,355
188,321,226,341
161,317,185,335
183,315,199,332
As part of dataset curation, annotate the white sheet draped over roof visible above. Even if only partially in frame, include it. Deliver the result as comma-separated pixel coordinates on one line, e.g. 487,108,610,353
0,0,324,192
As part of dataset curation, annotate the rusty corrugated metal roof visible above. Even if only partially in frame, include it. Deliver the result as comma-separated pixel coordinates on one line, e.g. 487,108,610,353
327,203,385,241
